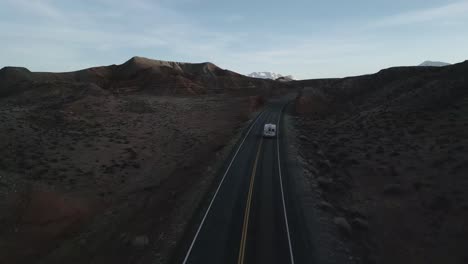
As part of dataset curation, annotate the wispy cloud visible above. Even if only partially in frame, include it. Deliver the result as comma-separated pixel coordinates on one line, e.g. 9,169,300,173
0,0,466,78
4,0,64,20
225,14,244,23
373,0,468,27
0,0,250,70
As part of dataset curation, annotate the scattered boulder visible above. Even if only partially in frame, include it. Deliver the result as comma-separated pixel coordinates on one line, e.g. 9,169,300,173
351,217,369,230
316,149,325,156
307,165,319,176
375,146,384,154
318,201,334,211
345,158,359,166
120,233,130,244
428,195,451,211
317,159,332,170
348,208,367,219
132,235,149,247
383,184,404,195
317,177,332,189
334,217,352,235
78,238,88,246
310,140,319,148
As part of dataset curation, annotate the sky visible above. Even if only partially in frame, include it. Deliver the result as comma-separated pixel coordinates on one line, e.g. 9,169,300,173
1,0,467,79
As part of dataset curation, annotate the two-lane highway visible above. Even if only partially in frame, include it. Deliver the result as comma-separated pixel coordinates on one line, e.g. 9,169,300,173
181,101,295,264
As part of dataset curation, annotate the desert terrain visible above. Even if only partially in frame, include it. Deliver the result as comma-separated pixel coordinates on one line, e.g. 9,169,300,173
292,61,468,264
2,55,467,264
0,57,289,263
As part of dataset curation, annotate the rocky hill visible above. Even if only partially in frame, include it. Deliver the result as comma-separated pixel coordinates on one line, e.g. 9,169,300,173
0,56,291,264
0,56,289,97
292,60,468,263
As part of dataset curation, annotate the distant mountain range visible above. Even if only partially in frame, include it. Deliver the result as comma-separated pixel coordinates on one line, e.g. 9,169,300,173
419,61,451,67
248,72,294,80
0,56,288,97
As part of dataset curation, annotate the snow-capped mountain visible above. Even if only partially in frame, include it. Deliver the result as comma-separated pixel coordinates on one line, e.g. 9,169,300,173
276,76,294,82
247,72,293,80
419,61,451,67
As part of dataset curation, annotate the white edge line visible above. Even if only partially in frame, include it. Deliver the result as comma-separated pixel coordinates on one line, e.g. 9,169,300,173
277,103,295,264
182,110,265,264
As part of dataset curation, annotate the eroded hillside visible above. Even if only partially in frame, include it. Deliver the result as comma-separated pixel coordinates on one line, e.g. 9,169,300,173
0,57,289,264
293,61,468,264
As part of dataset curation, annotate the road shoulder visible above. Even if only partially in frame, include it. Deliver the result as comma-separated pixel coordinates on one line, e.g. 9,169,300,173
282,105,354,264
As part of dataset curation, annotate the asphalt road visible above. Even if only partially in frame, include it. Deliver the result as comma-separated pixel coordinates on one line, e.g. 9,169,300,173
180,100,302,264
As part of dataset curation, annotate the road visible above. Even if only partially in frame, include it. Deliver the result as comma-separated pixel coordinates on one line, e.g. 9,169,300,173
180,100,303,264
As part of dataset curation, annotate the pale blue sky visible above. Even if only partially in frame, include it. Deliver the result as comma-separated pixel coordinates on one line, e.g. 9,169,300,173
1,0,467,79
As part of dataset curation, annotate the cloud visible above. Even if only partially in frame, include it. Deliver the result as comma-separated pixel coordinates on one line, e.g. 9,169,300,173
0,0,251,71
373,0,468,27
1,0,466,78
4,0,64,20
0,0,214,49
225,14,244,23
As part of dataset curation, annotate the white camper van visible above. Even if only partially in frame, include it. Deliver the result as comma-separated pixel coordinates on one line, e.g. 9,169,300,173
263,123,277,138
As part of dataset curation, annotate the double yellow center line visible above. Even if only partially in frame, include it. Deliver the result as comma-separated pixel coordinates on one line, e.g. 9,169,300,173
237,138,263,264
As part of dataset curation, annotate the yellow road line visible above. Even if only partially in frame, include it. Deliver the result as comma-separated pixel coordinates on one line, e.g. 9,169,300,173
237,137,263,264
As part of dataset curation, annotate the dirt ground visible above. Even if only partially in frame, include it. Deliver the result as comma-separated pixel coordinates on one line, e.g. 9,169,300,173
0,82,258,263
293,62,468,264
